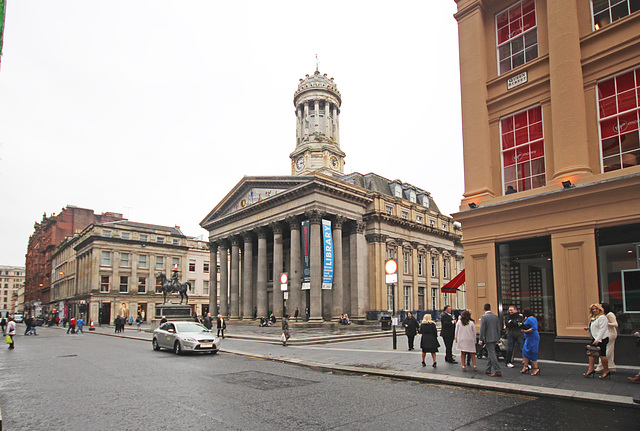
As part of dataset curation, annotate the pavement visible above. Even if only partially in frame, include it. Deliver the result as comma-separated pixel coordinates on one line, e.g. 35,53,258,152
46,321,640,408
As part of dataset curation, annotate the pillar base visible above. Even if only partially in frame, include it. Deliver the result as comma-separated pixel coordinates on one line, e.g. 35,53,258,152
307,317,324,324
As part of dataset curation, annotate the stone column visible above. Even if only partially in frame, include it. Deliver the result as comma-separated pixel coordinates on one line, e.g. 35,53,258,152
313,100,320,134
547,0,591,180
350,220,368,320
272,222,284,318
209,242,218,315
256,228,268,318
287,216,301,317
331,216,345,321
324,101,331,137
242,232,254,319
308,210,324,322
218,241,229,317
230,237,240,319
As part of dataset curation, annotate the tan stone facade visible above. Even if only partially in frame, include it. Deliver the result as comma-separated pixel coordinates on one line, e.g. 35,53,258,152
50,221,214,325
454,0,640,362
1,265,24,316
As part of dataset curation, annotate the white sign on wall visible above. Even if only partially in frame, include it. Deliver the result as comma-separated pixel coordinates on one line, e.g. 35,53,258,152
507,71,528,90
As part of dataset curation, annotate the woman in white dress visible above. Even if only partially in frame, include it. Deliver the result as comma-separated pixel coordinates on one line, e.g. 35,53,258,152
455,310,477,371
596,303,617,373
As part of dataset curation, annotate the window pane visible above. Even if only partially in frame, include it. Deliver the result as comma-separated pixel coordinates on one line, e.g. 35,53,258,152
593,0,610,14
631,0,640,13
611,2,630,21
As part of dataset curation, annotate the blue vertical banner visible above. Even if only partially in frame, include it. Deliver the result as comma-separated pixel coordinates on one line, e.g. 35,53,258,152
301,220,310,290
322,219,333,290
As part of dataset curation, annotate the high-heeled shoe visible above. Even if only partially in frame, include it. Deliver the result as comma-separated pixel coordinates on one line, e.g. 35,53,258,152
462,365,466,372
432,362,437,368
628,375,640,382
520,367,530,374
531,368,541,376
473,365,477,371
599,372,610,379
583,370,595,378
421,361,426,367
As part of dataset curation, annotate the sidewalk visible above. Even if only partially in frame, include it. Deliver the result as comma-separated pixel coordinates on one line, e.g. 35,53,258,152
72,323,640,408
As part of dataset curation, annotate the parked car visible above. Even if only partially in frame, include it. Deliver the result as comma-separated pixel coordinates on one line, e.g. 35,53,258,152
152,321,220,355
13,314,24,323
35,317,46,326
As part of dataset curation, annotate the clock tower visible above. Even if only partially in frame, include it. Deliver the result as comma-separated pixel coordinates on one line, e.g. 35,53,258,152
290,69,345,176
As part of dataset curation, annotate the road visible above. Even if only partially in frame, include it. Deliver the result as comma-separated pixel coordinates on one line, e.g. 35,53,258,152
1,327,638,430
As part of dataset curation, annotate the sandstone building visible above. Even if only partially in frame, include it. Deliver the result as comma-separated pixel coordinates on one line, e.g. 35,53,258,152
201,70,464,322
0,265,24,316
453,0,640,363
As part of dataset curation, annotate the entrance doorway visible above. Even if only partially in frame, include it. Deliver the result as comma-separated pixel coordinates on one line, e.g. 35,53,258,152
137,303,148,322
100,302,111,325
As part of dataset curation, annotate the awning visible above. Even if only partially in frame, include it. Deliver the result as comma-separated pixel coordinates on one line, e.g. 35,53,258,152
441,269,465,293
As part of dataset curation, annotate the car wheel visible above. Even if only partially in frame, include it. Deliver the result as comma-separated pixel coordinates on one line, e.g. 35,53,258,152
152,338,160,351
174,341,182,355
210,350,218,355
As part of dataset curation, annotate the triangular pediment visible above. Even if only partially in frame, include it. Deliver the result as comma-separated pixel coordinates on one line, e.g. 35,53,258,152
200,176,314,228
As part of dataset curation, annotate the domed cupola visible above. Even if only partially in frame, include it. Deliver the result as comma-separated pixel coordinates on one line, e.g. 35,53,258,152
290,69,346,176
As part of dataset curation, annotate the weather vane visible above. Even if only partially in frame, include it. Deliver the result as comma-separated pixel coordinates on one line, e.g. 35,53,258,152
315,54,319,72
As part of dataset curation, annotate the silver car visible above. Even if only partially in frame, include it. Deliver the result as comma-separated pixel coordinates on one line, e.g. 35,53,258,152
152,321,220,355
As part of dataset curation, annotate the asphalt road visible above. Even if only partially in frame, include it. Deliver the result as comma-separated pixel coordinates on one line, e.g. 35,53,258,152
1,327,638,430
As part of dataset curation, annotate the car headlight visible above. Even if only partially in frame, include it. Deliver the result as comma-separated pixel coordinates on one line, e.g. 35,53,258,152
180,336,196,343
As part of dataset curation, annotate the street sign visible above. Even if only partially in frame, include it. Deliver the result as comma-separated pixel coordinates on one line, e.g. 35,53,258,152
280,273,288,284
385,259,398,284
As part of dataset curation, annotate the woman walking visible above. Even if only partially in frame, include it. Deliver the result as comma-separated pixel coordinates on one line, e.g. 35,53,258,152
5,316,16,349
596,303,617,373
583,303,610,379
521,308,541,376
455,310,477,371
419,314,439,368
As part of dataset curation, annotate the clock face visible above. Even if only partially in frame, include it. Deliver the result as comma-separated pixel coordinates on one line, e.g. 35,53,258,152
296,157,305,171
330,156,339,169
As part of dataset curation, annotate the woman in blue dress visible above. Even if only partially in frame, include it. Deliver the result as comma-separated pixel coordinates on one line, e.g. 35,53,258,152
520,308,541,376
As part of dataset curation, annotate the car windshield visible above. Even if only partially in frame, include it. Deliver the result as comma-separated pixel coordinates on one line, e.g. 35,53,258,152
175,323,210,333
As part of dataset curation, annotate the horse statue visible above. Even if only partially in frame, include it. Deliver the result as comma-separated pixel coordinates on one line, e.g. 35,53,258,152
156,273,190,305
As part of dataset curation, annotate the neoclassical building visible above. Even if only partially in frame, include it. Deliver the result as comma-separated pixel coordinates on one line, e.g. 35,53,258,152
201,70,464,322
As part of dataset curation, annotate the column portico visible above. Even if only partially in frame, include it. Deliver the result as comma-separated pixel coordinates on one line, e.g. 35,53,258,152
256,228,268,319
209,242,218,315
288,217,302,318
349,220,368,321
219,241,229,317
331,215,345,321
308,210,324,322
230,237,240,319
242,232,254,319
272,223,284,318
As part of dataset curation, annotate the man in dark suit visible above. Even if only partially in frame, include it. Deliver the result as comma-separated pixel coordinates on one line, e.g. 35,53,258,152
479,303,502,377
402,312,419,351
441,305,458,364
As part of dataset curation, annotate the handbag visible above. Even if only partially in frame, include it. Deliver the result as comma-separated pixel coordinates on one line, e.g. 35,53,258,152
585,344,600,357
280,332,286,342
5,334,11,344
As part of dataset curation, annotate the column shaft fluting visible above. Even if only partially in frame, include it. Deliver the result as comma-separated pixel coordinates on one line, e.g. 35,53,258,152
256,229,268,318
288,218,301,318
230,237,240,319
309,212,324,322
209,243,218,315
242,233,253,319
272,224,284,317
219,243,229,317
331,217,345,320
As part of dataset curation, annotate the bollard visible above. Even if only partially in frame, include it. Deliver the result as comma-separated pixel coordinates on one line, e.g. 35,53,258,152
392,325,397,350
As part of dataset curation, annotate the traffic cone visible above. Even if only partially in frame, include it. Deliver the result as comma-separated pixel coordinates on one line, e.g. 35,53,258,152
89,320,96,331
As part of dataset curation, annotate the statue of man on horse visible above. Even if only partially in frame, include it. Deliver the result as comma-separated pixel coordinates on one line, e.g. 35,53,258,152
157,265,189,304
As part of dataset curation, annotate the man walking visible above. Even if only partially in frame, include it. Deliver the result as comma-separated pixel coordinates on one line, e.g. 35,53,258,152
281,314,290,346
504,305,524,368
441,305,458,364
402,312,419,351
67,316,76,334
203,312,213,330
76,317,85,334
216,314,226,339
479,303,502,377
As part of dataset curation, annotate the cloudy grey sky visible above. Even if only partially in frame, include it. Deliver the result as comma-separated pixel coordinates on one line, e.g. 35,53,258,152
0,0,463,266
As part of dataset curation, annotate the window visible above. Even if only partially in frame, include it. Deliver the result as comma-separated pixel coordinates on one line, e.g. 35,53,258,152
497,236,555,332
120,253,130,268
496,0,537,75
442,223,448,231
443,259,449,279
416,215,423,224
172,257,180,269
403,251,411,274
386,247,396,260
121,232,130,240
102,230,112,238
173,239,180,245
155,278,162,293
596,224,640,333
418,287,425,310
401,211,409,220
188,280,195,294
429,219,435,228
597,67,640,172
385,206,393,216
120,276,128,293
409,190,416,203
501,105,546,193
156,237,164,244
203,280,210,295
189,260,196,272
101,251,111,266
431,288,438,311
155,256,164,271
592,0,640,30
204,262,210,273
431,256,438,277
140,234,148,242
138,277,146,294
387,285,394,311
100,276,110,292
268,263,274,282
138,255,148,269
403,286,411,310
418,255,424,276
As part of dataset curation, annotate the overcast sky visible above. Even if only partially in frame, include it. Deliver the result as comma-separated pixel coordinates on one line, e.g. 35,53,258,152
0,1,463,267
